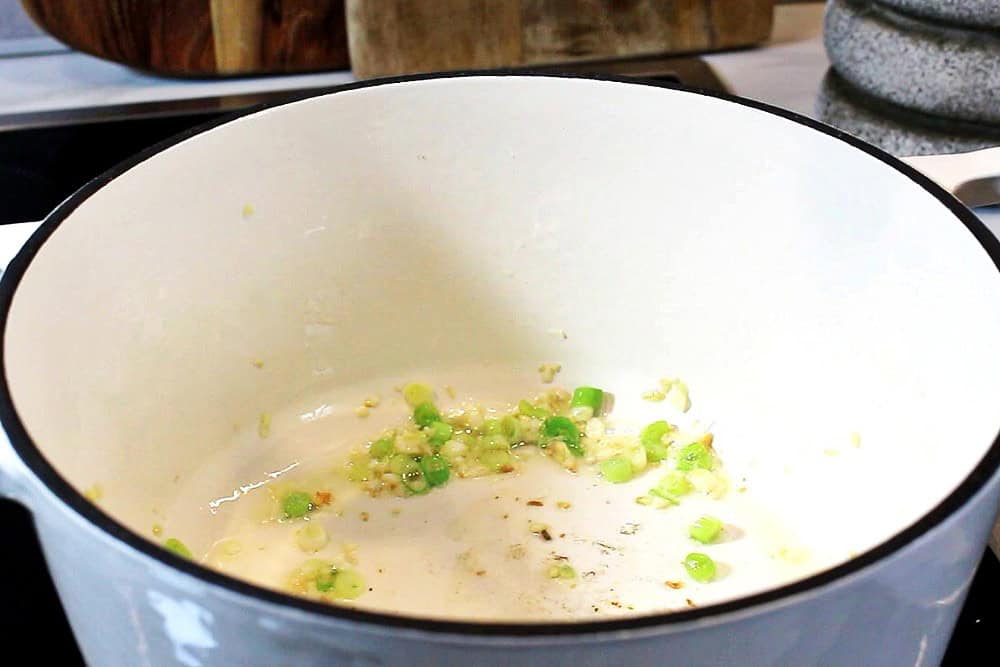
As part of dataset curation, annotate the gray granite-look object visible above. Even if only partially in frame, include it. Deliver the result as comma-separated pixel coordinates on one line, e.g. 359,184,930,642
878,0,1000,29
824,0,1000,124
816,68,1000,156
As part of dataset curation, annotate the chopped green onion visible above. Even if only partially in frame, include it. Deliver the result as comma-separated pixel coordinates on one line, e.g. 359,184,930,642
479,449,513,472
547,563,577,579
689,516,724,544
344,381,725,514
315,568,338,592
413,402,441,428
640,420,672,462
164,538,192,559
402,469,430,495
388,453,420,476
419,454,451,487
479,434,510,450
541,416,583,457
500,415,521,442
518,400,550,419
331,569,366,600
481,418,503,436
295,523,329,553
599,456,634,483
393,457,429,491
683,552,717,582
282,491,314,519
571,386,604,414
258,412,272,439
369,437,394,458
676,442,713,471
426,421,453,447
402,383,434,407
314,566,366,597
648,488,679,505
653,472,691,502
346,462,369,483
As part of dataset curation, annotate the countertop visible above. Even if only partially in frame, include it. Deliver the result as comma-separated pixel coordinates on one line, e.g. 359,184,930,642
0,4,826,117
5,4,995,240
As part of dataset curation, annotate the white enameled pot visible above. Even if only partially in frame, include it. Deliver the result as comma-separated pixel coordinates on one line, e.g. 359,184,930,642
0,74,998,667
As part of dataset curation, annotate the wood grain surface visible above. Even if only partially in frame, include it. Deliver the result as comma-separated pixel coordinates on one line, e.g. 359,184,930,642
348,0,775,79
347,1,521,76
21,0,349,77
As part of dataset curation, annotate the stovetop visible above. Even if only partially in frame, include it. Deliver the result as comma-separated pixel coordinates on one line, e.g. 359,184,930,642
0,82,997,666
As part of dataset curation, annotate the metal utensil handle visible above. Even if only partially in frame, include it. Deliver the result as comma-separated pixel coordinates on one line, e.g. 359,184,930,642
902,147,1000,208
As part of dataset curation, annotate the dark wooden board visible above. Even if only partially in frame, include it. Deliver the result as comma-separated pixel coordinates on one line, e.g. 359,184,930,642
347,0,775,79
21,0,349,77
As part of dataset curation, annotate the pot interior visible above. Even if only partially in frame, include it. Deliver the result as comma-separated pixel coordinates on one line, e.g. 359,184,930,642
5,76,1000,621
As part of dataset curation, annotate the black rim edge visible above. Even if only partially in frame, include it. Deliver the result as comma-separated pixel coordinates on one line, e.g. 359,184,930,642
1,70,999,639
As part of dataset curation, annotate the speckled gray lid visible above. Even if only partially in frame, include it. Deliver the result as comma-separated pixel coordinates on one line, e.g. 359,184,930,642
824,0,1000,124
877,0,1000,29
816,68,1000,156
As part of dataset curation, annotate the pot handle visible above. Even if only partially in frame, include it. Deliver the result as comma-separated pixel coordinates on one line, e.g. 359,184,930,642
901,147,1000,208
0,220,42,500
0,430,29,501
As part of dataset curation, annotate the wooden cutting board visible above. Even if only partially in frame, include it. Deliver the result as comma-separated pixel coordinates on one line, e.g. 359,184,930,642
347,0,775,79
20,0,349,76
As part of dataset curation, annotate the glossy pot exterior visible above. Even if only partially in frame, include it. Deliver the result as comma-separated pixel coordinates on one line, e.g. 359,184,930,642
7,462,999,666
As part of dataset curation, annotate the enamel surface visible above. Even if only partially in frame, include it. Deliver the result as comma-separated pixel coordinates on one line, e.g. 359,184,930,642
5,76,1000,624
